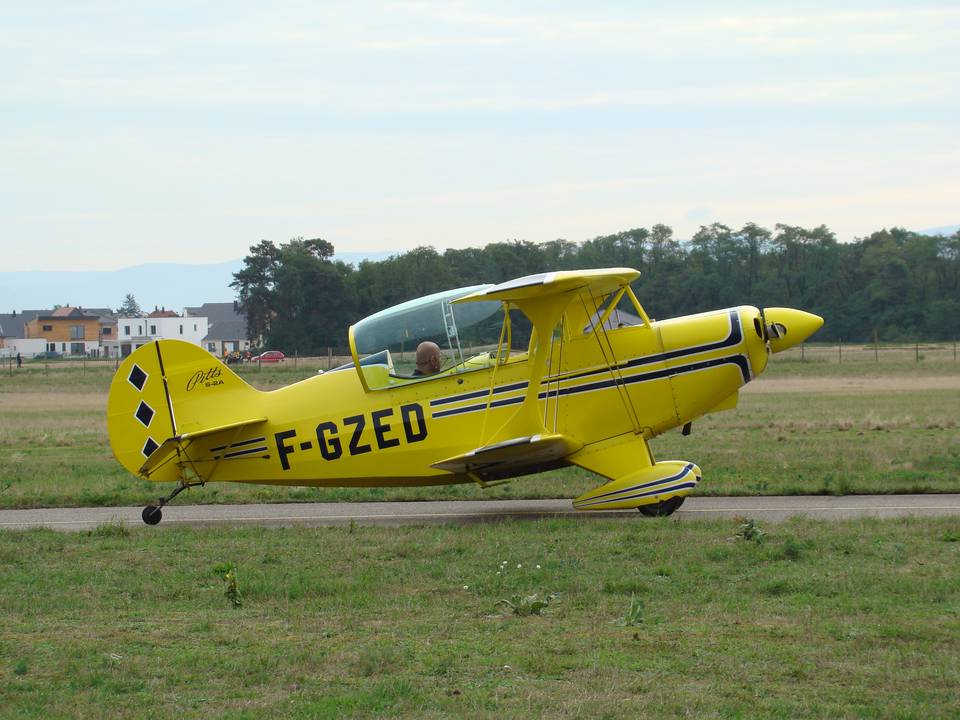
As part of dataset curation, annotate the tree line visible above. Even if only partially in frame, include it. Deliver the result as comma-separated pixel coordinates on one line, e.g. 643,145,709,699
231,223,960,354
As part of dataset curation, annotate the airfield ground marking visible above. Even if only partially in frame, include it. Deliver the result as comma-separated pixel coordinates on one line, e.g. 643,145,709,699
3,503,960,529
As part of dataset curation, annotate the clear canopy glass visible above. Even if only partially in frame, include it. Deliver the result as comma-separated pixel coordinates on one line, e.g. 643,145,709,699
349,285,531,389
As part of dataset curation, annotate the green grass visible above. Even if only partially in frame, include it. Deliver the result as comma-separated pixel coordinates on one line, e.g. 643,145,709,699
0,352,957,509
1,516,958,718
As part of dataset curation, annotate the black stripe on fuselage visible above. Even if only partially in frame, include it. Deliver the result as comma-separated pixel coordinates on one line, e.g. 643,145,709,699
216,445,269,460
431,353,749,420
429,309,745,411
431,380,528,407
540,353,751,400
432,394,526,419
553,309,743,385
210,436,267,453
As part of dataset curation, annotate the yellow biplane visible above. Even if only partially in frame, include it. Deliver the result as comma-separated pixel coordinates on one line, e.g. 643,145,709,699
106,268,823,524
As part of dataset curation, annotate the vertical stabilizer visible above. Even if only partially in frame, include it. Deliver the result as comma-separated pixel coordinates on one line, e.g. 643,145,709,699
106,340,263,482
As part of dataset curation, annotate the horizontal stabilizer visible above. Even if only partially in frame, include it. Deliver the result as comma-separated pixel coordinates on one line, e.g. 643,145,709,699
431,433,581,475
176,417,267,443
138,416,268,476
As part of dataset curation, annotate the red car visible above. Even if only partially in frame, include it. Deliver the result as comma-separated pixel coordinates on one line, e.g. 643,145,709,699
254,350,286,363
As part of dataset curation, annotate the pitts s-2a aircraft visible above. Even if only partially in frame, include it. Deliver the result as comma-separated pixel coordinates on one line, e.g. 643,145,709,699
107,268,823,525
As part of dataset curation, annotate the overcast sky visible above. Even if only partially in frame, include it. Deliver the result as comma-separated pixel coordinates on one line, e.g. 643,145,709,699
2,1,958,271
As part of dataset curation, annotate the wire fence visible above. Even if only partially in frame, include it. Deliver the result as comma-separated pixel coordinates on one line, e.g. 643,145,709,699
2,341,958,377
773,340,959,365
0,348,356,376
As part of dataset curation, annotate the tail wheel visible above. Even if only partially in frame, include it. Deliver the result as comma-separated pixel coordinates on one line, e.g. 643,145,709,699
638,496,685,517
142,506,162,525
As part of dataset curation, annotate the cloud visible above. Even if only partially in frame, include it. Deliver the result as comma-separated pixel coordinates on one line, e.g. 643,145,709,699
1,2,958,270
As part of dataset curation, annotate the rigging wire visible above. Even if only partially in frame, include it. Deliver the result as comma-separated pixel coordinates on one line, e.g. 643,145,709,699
580,290,642,432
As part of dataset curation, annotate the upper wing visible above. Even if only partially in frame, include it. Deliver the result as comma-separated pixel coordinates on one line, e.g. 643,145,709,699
453,268,639,305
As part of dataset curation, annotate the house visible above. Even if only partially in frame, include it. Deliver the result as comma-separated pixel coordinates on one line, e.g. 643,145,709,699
185,302,251,356
0,311,40,345
92,311,119,355
112,312,209,358
24,307,104,356
0,312,20,349
0,311,45,357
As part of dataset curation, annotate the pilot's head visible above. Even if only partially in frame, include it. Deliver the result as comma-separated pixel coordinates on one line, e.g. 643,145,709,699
414,341,442,376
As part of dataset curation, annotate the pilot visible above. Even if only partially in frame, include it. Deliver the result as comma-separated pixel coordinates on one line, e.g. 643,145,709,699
413,341,442,376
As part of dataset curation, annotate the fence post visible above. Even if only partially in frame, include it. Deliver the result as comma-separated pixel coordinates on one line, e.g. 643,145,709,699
801,343,805,362
873,330,879,363
838,338,842,364
955,339,957,362
915,343,919,363
328,347,333,370
294,350,298,370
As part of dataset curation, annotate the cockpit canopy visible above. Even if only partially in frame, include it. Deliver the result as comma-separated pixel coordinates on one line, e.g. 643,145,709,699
349,285,533,390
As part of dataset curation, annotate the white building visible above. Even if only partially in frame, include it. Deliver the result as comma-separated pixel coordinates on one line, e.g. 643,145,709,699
113,312,209,358
1,338,46,357
185,302,251,357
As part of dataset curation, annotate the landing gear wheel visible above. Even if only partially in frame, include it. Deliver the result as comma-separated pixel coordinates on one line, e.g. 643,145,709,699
139,481,204,526
142,505,162,525
638,496,685,517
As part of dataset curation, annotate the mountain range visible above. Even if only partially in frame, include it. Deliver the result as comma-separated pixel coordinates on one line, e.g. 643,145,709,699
0,252,396,313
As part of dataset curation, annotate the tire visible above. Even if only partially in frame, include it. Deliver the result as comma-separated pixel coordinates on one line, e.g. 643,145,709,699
638,496,685,517
142,506,162,525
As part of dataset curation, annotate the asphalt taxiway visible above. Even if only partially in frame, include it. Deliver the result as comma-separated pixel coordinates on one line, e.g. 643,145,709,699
1,494,959,531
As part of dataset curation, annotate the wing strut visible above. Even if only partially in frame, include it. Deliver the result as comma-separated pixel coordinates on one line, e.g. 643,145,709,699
579,291,643,434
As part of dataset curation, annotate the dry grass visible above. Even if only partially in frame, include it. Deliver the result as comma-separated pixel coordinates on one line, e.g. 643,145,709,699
745,375,960,393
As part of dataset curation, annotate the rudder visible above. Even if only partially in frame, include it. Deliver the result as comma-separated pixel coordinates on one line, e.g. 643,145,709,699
107,340,262,482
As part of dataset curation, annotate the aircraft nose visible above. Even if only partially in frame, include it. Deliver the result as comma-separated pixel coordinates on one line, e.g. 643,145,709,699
762,307,824,353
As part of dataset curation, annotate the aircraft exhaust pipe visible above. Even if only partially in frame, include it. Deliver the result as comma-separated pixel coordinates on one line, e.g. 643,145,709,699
761,307,824,353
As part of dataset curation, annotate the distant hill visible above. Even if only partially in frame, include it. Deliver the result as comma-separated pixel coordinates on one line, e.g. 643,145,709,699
917,224,959,236
0,251,397,312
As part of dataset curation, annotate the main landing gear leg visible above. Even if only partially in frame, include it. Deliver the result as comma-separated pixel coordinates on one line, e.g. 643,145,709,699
142,481,204,526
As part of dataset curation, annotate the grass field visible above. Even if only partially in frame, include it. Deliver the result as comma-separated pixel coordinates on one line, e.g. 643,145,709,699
1,516,958,718
0,347,957,509
2,350,959,718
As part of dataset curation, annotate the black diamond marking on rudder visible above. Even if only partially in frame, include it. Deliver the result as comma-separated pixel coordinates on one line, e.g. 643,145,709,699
128,364,148,391
135,401,155,428
142,437,159,458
